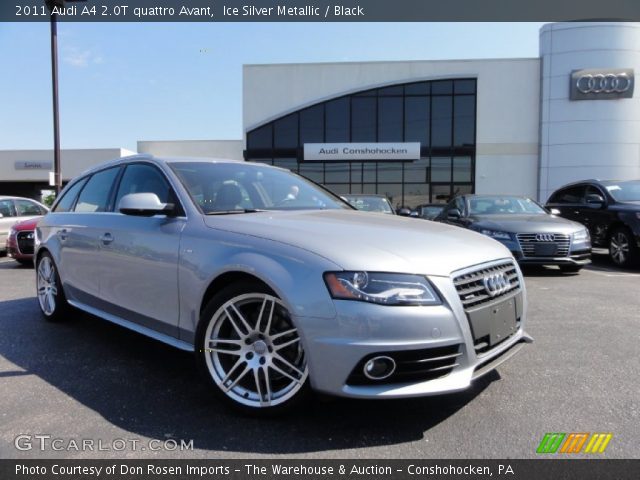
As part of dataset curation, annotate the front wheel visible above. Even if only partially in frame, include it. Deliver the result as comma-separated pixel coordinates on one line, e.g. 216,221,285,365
196,282,309,415
609,228,638,267
36,252,70,322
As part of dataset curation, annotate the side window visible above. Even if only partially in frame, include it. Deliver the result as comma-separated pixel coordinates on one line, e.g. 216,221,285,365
441,198,458,218
586,185,605,199
0,199,16,218
74,167,120,213
15,199,46,216
114,164,174,211
552,186,586,204
53,178,88,213
455,197,465,215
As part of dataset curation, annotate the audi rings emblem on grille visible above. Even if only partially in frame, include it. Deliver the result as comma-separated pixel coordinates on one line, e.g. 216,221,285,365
535,233,555,242
482,272,510,297
576,73,631,94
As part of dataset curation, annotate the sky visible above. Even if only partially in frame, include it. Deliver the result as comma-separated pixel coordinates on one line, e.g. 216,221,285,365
0,22,545,152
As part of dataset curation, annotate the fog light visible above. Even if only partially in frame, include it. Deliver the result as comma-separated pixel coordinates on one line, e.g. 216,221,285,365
363,356,396,380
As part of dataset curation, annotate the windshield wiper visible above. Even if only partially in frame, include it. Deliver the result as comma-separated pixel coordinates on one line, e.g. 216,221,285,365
205,209,267,215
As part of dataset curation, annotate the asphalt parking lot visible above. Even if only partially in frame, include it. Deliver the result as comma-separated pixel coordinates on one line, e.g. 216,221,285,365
0,252,638,459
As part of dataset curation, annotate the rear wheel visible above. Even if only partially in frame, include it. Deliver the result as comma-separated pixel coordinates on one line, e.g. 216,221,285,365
609,228,638,267
36,252,70,322
196,282,309,415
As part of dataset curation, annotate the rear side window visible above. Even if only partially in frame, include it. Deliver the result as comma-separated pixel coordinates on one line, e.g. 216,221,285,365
53,178,88,213
74,167,120,213
114,164,173,210
15,199,46,216
0,199,16,218
550,186,586,204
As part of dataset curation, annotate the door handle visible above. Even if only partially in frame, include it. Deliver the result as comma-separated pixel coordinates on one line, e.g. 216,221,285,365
57,229,68,241
99,233,114,245
573,210,580,215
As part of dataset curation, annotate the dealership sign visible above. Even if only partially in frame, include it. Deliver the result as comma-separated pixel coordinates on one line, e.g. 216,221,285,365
570,68,634,100
304,143,420,161
14,161,53,170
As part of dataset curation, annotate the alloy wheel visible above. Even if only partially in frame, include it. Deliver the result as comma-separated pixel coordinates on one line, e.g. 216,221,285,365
37,256,58,316
610,232,630,265
203,293,308,409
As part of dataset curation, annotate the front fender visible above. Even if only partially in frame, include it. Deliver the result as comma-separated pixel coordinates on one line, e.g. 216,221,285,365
177,229,340,344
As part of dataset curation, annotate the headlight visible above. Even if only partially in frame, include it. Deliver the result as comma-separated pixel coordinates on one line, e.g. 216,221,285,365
324,272,441,306
573,228,590,241
8,227,17,238
480,229,511,240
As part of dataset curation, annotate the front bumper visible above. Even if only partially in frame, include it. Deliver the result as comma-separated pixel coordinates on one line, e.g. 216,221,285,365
297,260,532,398
512,249,591,266
5,232,34,261
490,236,592,267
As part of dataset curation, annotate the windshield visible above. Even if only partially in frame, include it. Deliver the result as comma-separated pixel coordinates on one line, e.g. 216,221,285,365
169,162,352,214
468,196,547,215
343,196,393,214
605,181,640,202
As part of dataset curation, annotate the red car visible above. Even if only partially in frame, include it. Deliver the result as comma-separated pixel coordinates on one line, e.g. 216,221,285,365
6,216,41,266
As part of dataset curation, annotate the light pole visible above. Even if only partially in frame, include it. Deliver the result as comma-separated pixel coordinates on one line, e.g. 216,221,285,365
44,0,85,194
45,0,64,194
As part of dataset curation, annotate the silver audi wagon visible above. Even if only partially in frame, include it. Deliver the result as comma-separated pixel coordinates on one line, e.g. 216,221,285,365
35,155,532,413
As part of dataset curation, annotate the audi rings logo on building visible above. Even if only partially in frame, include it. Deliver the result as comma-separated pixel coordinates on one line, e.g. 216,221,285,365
535,233,555,242
577,73,631,94
482,272,510,297
570,68,634,100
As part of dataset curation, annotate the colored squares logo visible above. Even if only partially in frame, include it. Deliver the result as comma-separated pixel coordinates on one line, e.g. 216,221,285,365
537,433,612,454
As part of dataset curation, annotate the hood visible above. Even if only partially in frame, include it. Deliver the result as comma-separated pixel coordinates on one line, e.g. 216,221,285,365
203,209,511,277
12,216,42,231
468,214,584,234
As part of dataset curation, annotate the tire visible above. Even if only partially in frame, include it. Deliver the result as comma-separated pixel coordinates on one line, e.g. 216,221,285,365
609,227,638,268
195,281,310,415
16,258,33,267
36,252,70,322
559,265,583,274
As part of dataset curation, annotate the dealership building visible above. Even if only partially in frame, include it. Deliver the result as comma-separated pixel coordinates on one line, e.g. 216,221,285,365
1,22,639,206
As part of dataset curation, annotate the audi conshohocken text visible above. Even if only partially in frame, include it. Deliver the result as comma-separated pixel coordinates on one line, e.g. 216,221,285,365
35,156,532,414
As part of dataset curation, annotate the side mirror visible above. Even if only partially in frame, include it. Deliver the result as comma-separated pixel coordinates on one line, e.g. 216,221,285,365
396,207,412,217
0,213,3,218
448,208,462,219
118,193,175,217
549,208,561,215
586,193,605,206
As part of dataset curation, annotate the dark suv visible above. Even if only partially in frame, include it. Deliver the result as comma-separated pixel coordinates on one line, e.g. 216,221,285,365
546,180,640,267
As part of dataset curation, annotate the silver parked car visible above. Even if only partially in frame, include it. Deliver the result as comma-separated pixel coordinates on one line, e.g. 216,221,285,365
35,156,532,414
0,196,49,253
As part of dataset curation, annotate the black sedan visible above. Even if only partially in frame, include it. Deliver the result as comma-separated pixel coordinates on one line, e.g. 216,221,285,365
546,179,640,267
435,195,592,272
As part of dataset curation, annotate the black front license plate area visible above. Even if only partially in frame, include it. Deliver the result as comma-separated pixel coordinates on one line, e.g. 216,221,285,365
534,243,558,256
467,297,518,348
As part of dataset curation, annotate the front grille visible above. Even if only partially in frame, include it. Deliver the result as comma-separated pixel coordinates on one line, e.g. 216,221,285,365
453,260,520,310
346,344,462,386
516,233,570,258
16,231,34,255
